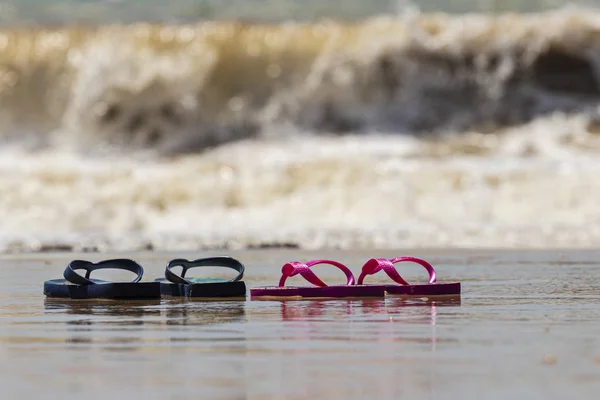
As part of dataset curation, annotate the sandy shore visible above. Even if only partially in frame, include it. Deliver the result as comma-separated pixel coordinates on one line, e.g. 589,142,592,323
1,249,600,399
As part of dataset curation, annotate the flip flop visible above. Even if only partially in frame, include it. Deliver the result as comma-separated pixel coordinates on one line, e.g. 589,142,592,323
250,260,384,300
357,257,461,296
155,256,247,299
43,259,161,299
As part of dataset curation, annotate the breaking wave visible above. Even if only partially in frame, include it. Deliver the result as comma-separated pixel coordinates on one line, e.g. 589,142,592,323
1,10,600,153
4,9,600,251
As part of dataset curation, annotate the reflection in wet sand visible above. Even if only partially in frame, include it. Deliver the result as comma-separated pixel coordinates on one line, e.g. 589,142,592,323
42,298,249,349
278,299,385,321
43,299,162,349
43,298,163,319
163,300,246,327
277,295,460,321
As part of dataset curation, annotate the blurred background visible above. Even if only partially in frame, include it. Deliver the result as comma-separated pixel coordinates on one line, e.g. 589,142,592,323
0,1,598,24
0,0,599,252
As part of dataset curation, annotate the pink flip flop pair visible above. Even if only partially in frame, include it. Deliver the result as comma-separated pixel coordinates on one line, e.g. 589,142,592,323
250,257,461,300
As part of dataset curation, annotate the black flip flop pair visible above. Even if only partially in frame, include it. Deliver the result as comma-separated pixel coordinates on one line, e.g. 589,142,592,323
43,257,246,300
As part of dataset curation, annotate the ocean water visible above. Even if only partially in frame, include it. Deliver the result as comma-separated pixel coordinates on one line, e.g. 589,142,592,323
2,2,600,252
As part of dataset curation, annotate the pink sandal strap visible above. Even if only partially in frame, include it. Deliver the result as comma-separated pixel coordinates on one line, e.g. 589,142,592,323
278,260,355,287
357,257,437,285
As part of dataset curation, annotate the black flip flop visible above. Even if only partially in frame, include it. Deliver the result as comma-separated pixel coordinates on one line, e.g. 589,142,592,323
43,259,161,299
156,257,247,299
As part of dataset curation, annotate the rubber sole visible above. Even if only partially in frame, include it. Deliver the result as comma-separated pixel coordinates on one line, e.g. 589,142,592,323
43,279,161,299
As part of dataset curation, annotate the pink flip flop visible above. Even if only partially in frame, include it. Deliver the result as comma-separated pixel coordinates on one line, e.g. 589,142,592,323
250,260,384,300
357,257,461,296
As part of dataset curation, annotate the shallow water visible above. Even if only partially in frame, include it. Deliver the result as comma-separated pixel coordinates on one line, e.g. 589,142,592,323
2,249,599,399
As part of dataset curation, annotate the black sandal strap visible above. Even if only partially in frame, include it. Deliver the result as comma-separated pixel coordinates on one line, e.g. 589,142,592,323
64,259,144,285
165,257,245,285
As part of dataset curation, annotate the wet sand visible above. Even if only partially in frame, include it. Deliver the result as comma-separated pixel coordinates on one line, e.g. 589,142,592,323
1,249,600,399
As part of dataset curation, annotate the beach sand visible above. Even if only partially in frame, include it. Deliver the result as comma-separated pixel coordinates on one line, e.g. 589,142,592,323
2,249,599,399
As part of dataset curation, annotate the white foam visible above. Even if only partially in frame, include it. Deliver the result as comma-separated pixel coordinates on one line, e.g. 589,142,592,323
3,112,600,251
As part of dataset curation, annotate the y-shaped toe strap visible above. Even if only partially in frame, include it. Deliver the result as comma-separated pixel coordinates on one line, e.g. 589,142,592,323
64,259,144,285
278,260,355,287
357,257,437,285
165,257,245,285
